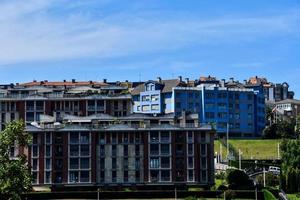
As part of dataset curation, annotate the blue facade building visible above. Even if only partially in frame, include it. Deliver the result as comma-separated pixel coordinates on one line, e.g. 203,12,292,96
131,77,265,137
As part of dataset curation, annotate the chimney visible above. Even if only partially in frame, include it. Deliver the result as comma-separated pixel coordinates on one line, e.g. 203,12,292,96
103,79,107,83
244,80,247,85
229,77,234,82
221,79,225,87
185,78,189,84
72,79,76,83
16,83,19,86
178,76,182,82
157,77,162,83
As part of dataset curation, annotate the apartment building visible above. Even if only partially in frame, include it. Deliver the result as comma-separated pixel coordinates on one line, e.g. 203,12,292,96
0,79,215,188
248,76,294,102
132,77,265,137
0,80,132,132
27,113,214,187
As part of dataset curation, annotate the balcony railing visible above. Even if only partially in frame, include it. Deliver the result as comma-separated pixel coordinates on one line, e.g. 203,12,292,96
31,122,210,131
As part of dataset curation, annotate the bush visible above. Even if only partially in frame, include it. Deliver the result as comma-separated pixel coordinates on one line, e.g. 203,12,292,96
257,173,279,187
221,190,236,200
226,169,253,190
262,189,277,200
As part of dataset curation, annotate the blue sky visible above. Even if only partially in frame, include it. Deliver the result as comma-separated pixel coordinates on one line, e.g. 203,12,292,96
0,0,299,97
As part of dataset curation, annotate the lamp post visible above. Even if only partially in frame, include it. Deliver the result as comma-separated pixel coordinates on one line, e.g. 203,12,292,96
97,188,100,200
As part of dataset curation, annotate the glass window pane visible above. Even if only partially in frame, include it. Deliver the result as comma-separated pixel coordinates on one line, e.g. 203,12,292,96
80,145,90,156
80,171,90,182
70,145,79,156
80,133,90,144
69,158,79,169
80,158,90,169
70,133,79,144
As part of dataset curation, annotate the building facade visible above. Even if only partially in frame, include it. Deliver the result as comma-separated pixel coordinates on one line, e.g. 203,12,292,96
27,114,214,187
0,79,215,188
132,77,265,137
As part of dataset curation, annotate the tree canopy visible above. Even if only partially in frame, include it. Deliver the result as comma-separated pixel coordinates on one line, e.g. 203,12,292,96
0,120,32,200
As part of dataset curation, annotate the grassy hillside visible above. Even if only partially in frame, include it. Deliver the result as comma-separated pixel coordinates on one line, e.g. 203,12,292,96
214,139,281,160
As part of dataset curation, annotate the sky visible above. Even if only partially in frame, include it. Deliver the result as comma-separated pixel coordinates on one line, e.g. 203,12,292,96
0,0,299,97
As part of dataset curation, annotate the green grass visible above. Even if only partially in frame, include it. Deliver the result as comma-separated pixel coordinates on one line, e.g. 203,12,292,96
214,139,281,160
288,194,300,200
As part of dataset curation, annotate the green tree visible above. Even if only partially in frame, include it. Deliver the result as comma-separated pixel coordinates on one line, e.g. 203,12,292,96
0,120,32,200
280,140,300,193
226,169,253,190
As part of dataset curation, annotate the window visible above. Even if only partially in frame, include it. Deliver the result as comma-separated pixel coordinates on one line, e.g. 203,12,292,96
70,133,79,144
201,144,206,156
150,157,159,168
161,170,170,181
69,171,79,183
80,171,90,182
124,158,128,169
161,132,170,143
205,92,215,99
70,145,79,156
188,157,194,168
80,158,90,169
161,144,170,155
80,133,89,144
45,158,51,170
161,157,170,168
80,145,90,156
142,105,150,111
188,144,193,155
150,144,159,155
235,113,240,120
248,104,253,110
135,171,140,182
201,157,207,169
151,104,159,111
150,132,159,143
45,171,51,184
112,158,117,169
142,95,150,101
151,94,159,101
124,145,128,156
112,145,117,157
205,112,215,119
124,170,128,182
150,170,159,182
32,159,38,170
205,103,214,109
218,103,227,109
188,170,194,182
70,158,79,169
135,145,140,156
112,171,117,183
135,158,140,169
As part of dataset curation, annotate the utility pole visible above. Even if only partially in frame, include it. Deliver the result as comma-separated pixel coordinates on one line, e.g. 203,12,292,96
97,188,100,200
175,187,177,200
239,149,242,170
263,167,266,187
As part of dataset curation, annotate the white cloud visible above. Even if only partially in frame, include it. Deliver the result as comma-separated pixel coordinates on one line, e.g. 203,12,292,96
0,0,299,66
